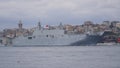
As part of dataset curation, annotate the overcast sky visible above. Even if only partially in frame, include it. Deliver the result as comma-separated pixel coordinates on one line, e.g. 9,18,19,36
0,0,120,30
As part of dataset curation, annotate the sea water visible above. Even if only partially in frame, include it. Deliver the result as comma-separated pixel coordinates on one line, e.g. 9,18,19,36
0,45,120,68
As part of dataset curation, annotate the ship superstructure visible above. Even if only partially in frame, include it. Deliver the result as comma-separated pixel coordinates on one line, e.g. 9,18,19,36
12,22,87,46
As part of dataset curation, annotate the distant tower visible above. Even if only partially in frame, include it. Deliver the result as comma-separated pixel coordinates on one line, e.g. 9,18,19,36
18,20,23,30
38,21,41,30
59,22,63,29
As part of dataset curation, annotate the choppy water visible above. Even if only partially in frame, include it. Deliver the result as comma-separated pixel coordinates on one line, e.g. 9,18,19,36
0,45,120,68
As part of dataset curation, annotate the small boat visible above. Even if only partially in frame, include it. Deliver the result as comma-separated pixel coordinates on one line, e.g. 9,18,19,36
96,42,116,46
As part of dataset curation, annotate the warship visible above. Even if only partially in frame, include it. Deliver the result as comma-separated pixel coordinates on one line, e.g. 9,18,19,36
11,22,87,46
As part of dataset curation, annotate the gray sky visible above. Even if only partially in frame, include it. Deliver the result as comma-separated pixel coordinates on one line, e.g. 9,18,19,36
0,0,120,30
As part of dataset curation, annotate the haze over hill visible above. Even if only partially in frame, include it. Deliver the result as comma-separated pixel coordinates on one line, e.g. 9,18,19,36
0,0,120,30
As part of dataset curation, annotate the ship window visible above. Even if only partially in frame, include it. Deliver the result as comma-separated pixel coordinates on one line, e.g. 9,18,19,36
28,37,32,39
33,36,36,38
0,40,2,43
51,35,54,38
46,35,48,37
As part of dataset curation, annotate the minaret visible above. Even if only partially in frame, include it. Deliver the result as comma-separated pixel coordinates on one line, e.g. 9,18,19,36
38,21,41,30
18,20,23,30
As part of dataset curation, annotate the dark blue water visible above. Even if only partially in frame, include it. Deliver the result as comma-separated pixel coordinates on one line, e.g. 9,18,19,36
0,46,120,68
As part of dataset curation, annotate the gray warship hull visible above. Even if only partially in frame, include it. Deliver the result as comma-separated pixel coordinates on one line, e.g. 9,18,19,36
12,29,87,46
12,35,86,46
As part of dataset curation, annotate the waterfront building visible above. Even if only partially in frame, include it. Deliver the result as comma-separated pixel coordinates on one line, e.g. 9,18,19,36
84,21,94,33
116,22,120,28
65,24,74,31
75,25,85,34
110,21,120,32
